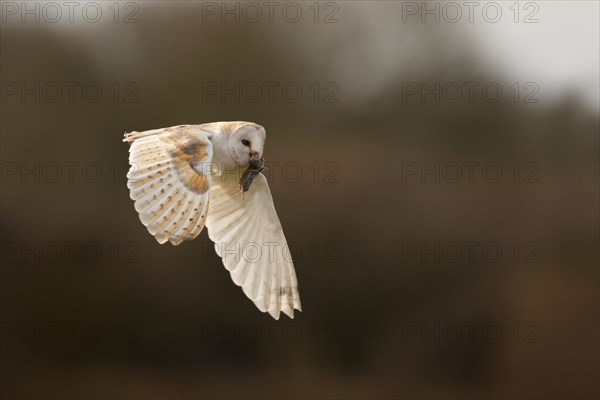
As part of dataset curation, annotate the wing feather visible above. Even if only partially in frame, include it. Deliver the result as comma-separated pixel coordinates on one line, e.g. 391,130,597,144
206,173,301,319
124,126,212,245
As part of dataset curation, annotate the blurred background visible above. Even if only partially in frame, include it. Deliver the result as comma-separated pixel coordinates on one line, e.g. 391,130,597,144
1,1,598,399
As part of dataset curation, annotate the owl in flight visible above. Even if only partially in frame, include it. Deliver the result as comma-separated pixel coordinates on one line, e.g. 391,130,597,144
123,122,301,319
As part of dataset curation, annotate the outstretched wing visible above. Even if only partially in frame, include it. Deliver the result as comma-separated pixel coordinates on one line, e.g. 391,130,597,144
206,173,302,319
124,126,212,245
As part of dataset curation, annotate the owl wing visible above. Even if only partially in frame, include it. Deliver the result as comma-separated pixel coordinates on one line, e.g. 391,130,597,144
206,173,302,319
124,126,213,246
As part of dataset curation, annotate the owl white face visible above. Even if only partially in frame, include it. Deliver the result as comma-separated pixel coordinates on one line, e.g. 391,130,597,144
228,124,266,166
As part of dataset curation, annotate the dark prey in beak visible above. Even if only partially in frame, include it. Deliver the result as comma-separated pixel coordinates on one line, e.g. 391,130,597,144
238,156,264,196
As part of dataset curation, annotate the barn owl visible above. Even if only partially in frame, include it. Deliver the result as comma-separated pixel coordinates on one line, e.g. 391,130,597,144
123,122,301,319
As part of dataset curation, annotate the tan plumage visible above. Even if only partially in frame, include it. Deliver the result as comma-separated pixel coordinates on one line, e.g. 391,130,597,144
124,126,212,245
123,122,301,319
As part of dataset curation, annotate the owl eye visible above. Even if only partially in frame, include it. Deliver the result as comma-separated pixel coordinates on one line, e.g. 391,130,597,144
241,139,250,146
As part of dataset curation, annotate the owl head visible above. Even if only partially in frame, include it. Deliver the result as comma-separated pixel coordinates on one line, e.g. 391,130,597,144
227,122,266,167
